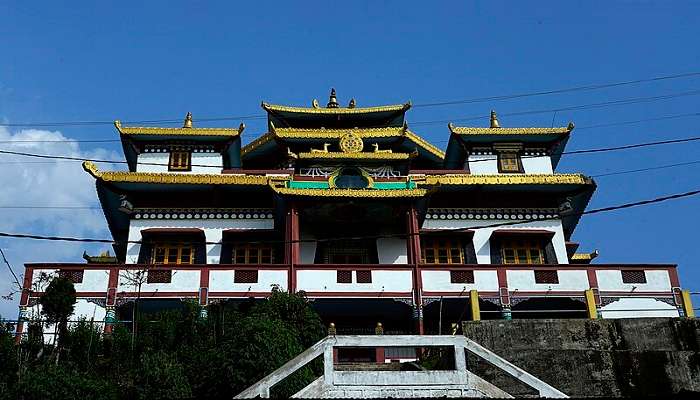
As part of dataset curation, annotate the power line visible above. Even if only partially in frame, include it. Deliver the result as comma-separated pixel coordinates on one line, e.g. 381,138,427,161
410,89,700,126
2,71,700,129
0,206,101,209
0,247,22,291
0,187,698,246
591,159,700,178
411,71,700,108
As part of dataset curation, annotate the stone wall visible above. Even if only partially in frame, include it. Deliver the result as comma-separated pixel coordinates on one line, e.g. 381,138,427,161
462,318,700,397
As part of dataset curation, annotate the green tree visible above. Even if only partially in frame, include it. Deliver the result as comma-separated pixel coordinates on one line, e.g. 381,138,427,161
39,277,76,355
134,351,192,400
0,319,18,400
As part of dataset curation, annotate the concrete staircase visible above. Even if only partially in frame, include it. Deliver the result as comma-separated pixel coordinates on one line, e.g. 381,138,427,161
234,335,568,398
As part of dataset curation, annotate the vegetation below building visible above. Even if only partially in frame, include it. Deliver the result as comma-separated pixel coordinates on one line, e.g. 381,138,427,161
0,279,325,400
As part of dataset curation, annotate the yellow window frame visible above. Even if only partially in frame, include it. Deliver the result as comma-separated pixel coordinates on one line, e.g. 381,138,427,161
232,244,275,264
501,239,544,265
169,151,191,171
152,243,195,265
420,237,465,265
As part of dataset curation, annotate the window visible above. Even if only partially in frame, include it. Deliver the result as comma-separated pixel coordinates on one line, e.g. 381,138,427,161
317,240,376,264
356,270,372,283
621,270,647,284
337,270,352,283
147,269,172,283
450,270,474,284
501,239,544,265
169,151,191,171
498,152,522,173
232,244,274,264
421,238,465,264
234,270,259,283
59,270,84,284
534,270,559,284
152,243,194,265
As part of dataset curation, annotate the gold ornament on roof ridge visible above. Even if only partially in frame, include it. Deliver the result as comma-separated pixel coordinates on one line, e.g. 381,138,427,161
339,131,364,153
183,112,193,128
490,110,500,129
327,88,339,108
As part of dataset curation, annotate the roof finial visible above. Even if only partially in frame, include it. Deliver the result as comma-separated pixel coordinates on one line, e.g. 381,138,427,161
183,112,193,128
327,88,339,108
490,110,500,128
348,98,356,108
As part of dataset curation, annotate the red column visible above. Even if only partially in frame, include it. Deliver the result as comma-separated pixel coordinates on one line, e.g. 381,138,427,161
15,267,33,343
406,206,424,334
199,267,210,306
104,267,119,334
285,202,300,293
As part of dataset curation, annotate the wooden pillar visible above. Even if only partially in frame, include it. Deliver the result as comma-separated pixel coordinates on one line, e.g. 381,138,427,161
469,290,481,321
497,269,511,320
585,289,598,319
406,206,423,334
15,267,33,343
285,203,300,293
104,267,119,334
199,267,210,318
681,290,695,319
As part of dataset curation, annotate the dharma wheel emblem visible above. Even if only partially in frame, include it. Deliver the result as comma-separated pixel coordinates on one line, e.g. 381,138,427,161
339,131,363,153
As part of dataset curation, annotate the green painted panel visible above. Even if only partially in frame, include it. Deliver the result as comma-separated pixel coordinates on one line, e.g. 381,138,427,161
288,181,330,189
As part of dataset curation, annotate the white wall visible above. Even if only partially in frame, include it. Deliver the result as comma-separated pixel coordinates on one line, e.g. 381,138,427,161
118,269,200,293
521,155,553,174
296,270,413,293
136,152,222,173
600,297,679,318
377,238,408,264
421,270,499,292
300,232,317,264
468,155,498,174
468,154,553,174
209,270,288,293
507,269,589,291
126,218,274,264
422,218,568,264
596,270,672,292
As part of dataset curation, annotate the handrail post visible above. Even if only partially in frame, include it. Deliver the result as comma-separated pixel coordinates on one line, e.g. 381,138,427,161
323,341,334,385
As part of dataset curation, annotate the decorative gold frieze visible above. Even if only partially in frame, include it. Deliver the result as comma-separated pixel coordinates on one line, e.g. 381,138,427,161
297,152,411,160
270,186,428,198
414,173,592,186
114,120,244,137
448,123,573,136
82,161,286,185
261,102,411,114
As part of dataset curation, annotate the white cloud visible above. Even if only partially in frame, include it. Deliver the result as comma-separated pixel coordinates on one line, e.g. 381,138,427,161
0,126,121,318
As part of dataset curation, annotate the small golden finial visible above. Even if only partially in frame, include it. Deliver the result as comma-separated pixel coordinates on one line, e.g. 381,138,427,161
490,110,500,128
328,322,337,336
312,99,320,109
348,98,356,108
375,322,384,335
327,88,339,108
567,122,575,131
183,112,193,128
238,122,246,134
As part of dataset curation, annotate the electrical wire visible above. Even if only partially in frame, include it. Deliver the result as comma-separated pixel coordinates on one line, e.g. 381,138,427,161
2,71,700,128
0,187,698,246
0,247,22,291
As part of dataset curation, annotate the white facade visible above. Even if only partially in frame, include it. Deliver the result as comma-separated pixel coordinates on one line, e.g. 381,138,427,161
467,155,553,174
596,270,672,292
136,152,223,173
296,269,413,294
209,270,288,293
421,270,499,293
125,217,274,264
422,218,568,264
507,269,589,292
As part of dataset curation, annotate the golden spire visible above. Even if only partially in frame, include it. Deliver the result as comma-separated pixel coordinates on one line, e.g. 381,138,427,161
183,112,193,128
327,88,339,108
490,110,500,128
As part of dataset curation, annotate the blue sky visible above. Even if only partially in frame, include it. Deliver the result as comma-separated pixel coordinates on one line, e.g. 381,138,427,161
1,1,699,317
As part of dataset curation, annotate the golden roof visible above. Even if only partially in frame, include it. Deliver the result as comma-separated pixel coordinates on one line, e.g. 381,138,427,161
241,124,445,159
571,251,599,262
297,152,413,160
448,122,574,136
114,120,244,137
261,102,411,115
413,173,592,186
82,161,285,185
270,187,428,198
